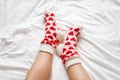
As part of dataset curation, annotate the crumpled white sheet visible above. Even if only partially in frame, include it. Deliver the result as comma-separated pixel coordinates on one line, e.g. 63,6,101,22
0,0,120,80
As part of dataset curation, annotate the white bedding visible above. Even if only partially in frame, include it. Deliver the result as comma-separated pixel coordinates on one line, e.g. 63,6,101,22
0,0,120,80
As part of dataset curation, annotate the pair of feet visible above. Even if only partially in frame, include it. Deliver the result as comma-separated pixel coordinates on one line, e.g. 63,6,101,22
39,12,81,69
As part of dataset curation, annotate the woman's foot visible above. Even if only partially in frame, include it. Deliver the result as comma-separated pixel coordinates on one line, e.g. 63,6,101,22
57,27,81,69
39,12,59,54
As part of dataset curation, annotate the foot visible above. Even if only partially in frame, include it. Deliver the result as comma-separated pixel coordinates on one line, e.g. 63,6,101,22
39,12,59,54
57,27,81,69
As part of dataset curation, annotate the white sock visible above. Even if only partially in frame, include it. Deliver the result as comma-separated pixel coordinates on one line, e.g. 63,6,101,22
57,27,81,69
39,12,59,55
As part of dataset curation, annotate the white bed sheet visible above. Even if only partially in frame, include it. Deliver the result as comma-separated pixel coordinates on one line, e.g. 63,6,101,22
0,0,120,80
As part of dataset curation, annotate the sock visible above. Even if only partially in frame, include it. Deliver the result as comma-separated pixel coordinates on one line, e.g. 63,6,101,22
39,12,59,55
57,27,81,69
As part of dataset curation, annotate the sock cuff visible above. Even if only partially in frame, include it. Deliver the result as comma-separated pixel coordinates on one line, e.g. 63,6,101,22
65,57,81,70
39,44,55,55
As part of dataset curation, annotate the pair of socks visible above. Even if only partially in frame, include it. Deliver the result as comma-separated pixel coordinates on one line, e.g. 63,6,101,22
39,12,81,69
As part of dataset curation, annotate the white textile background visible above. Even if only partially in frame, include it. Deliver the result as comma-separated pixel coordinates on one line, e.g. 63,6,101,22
0,0,120,80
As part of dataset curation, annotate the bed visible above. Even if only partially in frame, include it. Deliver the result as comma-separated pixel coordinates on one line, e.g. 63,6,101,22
0,0,120,80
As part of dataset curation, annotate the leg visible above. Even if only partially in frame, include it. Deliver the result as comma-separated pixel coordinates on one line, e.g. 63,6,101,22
67,63,91,80
57,27,91,80
25,52,52,80
25,12,59,80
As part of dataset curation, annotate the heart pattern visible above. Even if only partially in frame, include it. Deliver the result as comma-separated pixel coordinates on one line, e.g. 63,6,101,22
60,27,80,64
50,26,56,31
41,12,81,64
48,17,53,21
50,13,55,17
41,12,59,48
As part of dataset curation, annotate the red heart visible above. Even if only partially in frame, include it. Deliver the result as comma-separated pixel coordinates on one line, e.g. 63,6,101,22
44,38,49,41
50,13,55,17
76,32,80,37
50,26,56,31
65,41,71,45
49,40,55,44
63,60,66,64
74,28,80,32
44,18,47,23
53,33,56,37
73,44,77,47
61,55,70,64
41,41,44,43
69,27,73,30
70,37,76,41
66,50,72,54
61,55,70,59
45,28,48,31
66,37,69,40
48,35,53,39
46,41,52,45
46,22,50,26
69,46,74,50
45,13,49,17
63,48,67,53
69,31,74,36
52,22,56,26
60,55,65,60
48,17,53,21
66,55,70,59
55,40,59,44
46,30,51,34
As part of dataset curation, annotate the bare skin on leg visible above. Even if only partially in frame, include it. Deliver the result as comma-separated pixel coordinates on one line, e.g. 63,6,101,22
25,52,52,80
67,63,91,80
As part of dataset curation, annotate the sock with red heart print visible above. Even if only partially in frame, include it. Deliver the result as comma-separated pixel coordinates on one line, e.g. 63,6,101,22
39,12,59,55
57,27,81,69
